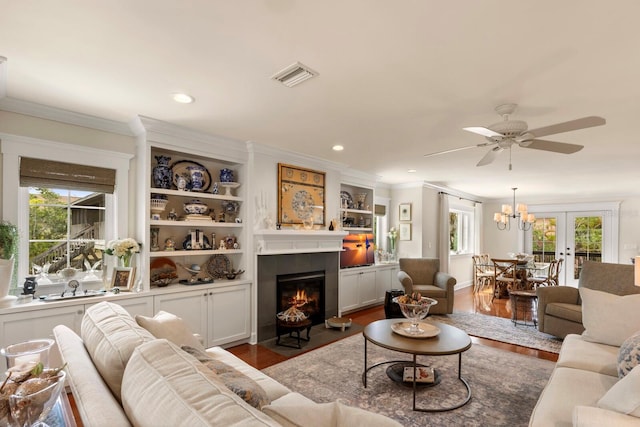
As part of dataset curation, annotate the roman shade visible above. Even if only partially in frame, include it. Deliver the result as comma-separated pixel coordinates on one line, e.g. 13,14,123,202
374,204,386,216
20,157,116,193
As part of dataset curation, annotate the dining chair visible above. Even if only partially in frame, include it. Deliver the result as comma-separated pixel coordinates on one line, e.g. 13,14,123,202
472,254,494,293
491,258,519,300
529,259,563,288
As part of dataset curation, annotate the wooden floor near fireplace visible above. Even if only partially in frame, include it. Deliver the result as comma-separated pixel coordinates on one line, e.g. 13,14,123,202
228,286,559,369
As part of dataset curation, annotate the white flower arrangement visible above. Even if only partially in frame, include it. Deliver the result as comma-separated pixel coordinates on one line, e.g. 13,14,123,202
105,238,140,267
388,227,398,252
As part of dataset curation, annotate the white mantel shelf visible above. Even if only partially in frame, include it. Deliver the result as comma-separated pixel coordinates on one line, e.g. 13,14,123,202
254,229,348,255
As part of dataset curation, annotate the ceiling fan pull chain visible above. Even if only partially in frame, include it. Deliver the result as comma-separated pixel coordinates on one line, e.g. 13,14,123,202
509,146,513,171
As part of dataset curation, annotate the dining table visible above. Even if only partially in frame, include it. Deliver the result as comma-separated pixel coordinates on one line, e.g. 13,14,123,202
480,260,551,293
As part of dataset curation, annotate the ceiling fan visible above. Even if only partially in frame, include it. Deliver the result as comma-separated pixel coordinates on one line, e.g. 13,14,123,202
424,104,606,169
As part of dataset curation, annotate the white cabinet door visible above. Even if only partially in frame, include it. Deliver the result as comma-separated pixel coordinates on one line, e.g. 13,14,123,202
339,271,360,315
375,267,393,303
154,290,208,342
0,305,84,371
359,270,377,306
85,296,154,318
208,283,250,347
114,296,154,317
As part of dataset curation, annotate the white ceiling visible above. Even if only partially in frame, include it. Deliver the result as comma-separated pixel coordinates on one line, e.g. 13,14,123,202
2,1,639,202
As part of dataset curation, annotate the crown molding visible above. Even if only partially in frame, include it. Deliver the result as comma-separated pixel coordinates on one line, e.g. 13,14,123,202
0,97,133,136
246,141,348,173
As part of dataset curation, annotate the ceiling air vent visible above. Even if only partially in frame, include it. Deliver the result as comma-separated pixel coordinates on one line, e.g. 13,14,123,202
271,62,318,87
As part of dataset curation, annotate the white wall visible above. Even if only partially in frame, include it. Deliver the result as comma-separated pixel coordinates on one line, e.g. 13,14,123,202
482,201,522,258
390,184,423,259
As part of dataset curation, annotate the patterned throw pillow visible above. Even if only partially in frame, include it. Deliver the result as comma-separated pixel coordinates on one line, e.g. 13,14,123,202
618,331,640,378
182,345,270,409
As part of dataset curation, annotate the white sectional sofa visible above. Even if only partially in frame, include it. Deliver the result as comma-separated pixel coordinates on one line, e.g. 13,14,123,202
53,301,401,427
529,287,640,426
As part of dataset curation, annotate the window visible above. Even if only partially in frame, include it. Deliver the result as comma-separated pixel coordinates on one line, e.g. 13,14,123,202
449,207,474,255
2,136,132,291
28,188,106,283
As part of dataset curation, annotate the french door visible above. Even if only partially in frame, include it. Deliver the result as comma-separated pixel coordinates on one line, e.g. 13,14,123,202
525,203,619,287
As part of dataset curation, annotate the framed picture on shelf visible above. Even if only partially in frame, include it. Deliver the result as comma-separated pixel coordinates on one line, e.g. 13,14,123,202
111,267,136,291
399,223,412,241
277,163,326,227
399,203,412,221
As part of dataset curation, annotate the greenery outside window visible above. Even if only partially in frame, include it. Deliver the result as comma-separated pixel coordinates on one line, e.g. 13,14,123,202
449,207,474,255
29,187,106,284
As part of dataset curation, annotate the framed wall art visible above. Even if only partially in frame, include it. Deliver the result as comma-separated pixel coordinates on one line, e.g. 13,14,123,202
112,267,136,291
399,223,412,241
277,163,326,227
399,203,412,221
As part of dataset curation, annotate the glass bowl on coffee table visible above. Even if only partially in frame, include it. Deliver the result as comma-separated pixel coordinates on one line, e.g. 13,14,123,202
392,294,439,337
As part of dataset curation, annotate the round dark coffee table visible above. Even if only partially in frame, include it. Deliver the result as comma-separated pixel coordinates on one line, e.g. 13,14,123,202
363,319,472,412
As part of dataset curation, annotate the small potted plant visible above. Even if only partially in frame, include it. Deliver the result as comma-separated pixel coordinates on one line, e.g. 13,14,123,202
0,220,19,306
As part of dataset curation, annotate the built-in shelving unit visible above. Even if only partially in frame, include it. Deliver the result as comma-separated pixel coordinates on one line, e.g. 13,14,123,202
340,183,374,232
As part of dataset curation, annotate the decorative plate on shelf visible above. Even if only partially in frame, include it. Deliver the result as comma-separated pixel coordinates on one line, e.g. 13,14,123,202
170,160,212,192
390,322,440,338
149,257,178,287
340,191,354,209
206,254,231,279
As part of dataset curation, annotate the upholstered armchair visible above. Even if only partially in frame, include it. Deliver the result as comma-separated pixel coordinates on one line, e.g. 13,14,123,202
536,260,638,338
397,258,456,314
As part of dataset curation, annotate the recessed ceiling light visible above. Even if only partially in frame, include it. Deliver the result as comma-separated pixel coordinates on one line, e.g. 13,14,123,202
332,145,344,151
172,93,195,104
408,169,417,173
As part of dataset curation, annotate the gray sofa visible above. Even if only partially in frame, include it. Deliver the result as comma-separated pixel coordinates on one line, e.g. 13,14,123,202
536,261,639,338
397,258,456,314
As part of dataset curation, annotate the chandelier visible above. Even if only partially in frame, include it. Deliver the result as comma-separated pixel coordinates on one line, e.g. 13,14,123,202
494,187,535,231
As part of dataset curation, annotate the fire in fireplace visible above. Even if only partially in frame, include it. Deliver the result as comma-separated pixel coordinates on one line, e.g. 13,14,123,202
276,270,325,326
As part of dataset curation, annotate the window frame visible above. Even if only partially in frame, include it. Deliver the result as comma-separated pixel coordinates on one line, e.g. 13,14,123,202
449,204,475,256
1,134,132,289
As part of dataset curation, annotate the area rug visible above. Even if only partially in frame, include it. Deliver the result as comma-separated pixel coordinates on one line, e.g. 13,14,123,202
431,311,563,354
263,334,554,427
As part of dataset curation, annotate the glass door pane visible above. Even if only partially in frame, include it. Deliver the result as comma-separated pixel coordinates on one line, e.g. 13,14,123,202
566,213,603,286
532,217,557,263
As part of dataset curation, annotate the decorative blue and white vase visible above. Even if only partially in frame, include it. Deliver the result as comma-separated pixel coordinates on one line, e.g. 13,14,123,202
187,164,206,191
152,155,172,189
220,168,234,183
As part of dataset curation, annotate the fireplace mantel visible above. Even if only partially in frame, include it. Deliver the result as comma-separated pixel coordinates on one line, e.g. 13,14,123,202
254,229,348,255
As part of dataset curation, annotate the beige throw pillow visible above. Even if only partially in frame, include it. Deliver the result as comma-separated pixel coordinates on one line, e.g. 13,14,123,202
122,339,279,427
580,288,640,347
182,345,270,409
81,301,155,401
597,364,640,417
136,310,205,351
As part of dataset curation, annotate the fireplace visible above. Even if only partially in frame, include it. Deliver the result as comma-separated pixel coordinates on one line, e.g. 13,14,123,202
257,252,339,341
277,271,325,327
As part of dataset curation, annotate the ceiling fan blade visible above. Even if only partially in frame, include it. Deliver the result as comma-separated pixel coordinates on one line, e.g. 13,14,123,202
521,139,584,154
527,116,605,138
463,126,503,138
423,142,493,158
476,147,503,166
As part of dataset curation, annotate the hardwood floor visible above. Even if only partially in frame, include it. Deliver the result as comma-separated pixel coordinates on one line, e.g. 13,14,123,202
227,286,559,369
